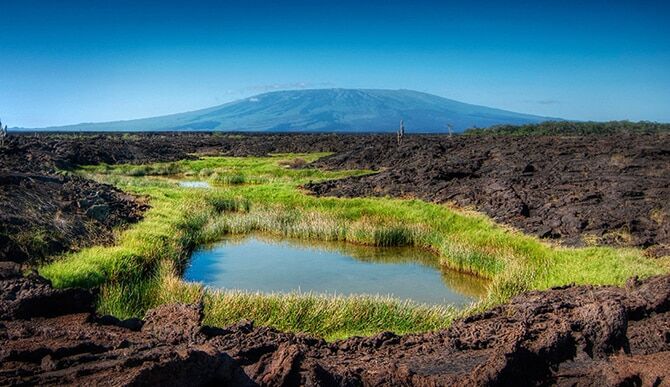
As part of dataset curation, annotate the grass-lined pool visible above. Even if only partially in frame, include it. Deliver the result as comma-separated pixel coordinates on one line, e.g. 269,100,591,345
178,180,211,188
184,234,488,306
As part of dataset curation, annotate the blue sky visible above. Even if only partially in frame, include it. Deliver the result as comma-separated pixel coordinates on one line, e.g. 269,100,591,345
1,0,669,127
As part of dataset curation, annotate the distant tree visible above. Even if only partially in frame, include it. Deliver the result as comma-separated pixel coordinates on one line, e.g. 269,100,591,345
397,119,405,145
0,118,7,148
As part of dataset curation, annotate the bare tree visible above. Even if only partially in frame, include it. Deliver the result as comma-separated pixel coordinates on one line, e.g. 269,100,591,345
397,119,405,145
0,119,7,148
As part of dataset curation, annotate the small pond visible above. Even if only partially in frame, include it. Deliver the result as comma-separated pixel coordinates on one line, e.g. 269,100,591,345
178,180,211,188
184,234,488,306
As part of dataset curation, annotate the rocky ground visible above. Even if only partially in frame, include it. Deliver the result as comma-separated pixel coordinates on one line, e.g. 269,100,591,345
0,133,365,262
1,132,669,385
307,133,670,256
0,136,149,263
1,262,669,386
3,132,669,260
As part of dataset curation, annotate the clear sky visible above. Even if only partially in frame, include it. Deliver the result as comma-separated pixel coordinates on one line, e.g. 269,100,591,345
1,0,669,128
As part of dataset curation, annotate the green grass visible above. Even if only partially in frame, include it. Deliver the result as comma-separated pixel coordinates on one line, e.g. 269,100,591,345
40,153,670,339
97,260,458,340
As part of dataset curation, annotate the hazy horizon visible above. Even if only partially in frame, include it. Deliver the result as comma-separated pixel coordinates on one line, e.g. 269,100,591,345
2,0,669,128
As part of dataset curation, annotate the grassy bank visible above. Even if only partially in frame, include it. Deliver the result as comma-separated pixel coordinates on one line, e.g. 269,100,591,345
40,153,669,339
98,260,458,340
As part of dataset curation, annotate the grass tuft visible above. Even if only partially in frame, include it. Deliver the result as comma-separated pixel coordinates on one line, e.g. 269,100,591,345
374,226,415,247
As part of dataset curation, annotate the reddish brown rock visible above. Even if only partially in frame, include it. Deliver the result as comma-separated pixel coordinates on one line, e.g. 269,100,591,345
2,272,668,386
142,303,204,344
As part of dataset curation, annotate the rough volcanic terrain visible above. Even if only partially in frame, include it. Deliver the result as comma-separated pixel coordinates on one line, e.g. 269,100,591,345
0,133,371,262
1,263,669,385
1,132,670,385
4,132,669,259
307,133,670,255
0,136,147,263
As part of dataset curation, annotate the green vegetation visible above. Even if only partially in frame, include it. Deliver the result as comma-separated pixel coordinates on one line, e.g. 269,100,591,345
98,260,457,340
40,153,669,339
465,120,670,136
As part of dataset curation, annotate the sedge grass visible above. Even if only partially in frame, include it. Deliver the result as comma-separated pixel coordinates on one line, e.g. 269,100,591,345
41,153,670,339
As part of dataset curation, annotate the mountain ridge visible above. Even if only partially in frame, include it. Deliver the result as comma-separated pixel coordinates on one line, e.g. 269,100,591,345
18,88,559,132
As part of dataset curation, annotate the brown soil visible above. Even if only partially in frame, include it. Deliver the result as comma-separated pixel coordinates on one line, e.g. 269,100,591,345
1,264,669,386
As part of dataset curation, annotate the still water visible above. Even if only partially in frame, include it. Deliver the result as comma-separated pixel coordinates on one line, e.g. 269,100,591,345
184,234,488,306
178,180,211,188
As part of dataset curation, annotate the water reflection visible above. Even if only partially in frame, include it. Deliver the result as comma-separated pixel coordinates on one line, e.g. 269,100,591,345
184,233,488,306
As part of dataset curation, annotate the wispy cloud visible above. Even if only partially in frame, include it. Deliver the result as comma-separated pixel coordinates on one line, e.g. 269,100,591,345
246,82,335,92
523,99,560,105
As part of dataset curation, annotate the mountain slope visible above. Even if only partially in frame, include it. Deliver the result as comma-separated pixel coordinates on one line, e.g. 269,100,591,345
29,89,557,132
